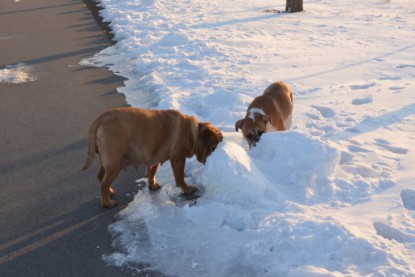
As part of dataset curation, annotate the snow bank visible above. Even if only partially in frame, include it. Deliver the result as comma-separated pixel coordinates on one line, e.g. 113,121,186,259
82,0,415,275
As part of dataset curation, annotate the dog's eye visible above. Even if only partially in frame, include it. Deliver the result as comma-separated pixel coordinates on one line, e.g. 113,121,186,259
246,133,254,140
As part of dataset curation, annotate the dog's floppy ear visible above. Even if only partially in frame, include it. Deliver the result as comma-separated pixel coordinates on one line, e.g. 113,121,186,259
195,122,223,164
235,119,244,132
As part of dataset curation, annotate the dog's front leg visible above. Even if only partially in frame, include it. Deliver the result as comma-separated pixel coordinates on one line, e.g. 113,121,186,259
147,164,161,191
170,157,197,194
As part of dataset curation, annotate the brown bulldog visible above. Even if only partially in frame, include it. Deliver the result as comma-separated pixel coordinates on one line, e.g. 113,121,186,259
82,107,223,208
235,81,293,148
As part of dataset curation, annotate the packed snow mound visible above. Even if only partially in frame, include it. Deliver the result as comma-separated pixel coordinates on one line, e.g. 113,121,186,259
201,132,340,205
103,132,394,276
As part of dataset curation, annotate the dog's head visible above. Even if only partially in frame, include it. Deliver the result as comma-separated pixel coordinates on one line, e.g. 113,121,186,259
235,115,269,148
194,122,223,164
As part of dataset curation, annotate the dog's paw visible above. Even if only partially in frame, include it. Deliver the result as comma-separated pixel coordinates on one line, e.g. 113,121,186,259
102,199,117,208
182,185,197,194
178,185,205,204
148,182,162,191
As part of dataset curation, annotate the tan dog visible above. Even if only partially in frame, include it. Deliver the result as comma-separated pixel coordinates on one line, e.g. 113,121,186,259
82,107,223,208
235,81,293,148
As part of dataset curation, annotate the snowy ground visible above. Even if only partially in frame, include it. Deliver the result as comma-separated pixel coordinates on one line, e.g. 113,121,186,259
79,0,415,276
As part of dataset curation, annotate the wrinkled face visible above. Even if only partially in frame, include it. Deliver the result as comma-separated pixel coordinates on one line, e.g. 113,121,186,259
235,118,266,148
195,122,223,164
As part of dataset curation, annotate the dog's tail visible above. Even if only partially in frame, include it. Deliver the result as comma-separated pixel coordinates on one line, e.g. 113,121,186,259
81,118,100,171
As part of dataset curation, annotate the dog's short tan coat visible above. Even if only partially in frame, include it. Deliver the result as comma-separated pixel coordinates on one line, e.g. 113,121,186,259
82,107,223,208
235,81,293,148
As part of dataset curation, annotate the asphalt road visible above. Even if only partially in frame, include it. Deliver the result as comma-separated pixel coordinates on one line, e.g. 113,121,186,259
0,0,151,276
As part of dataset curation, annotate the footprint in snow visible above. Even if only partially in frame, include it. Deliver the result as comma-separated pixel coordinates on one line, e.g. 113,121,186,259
373,222,415,243
350,82,376,90
401,189,415,211
397,64,415,69
378,76,402,81
311,105,336,118
388,86,404,92
305,112,320,120
374,139,408,154
298,87,321,95
352,96,373,105
347,145,370,153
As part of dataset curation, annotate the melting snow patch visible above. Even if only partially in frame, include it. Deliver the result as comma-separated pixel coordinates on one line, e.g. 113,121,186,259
0,63,36,84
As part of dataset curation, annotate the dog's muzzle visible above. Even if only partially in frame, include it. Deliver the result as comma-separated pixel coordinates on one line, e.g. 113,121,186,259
247,130,264,148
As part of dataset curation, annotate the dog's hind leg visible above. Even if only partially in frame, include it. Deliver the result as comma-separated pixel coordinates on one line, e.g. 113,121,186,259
97,166,105,182
147,163,161,191
96,133,126,207
97,165,116,197
96,154,121,208
99,165,120,208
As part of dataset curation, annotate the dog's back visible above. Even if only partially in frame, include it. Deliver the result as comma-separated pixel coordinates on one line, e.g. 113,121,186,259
263,81,293,120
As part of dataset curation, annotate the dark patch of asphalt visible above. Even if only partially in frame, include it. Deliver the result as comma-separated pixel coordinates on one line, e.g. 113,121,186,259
0,0,162,276
83,0,115,43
